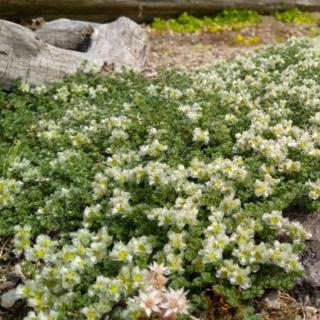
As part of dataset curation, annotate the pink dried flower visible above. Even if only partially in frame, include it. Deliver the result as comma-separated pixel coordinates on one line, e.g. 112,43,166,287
161,288,189,318
138,289,162,317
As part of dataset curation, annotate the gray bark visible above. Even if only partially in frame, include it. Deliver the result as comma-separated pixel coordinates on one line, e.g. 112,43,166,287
35,19,97,51
0,0,320,22
0,18,148,90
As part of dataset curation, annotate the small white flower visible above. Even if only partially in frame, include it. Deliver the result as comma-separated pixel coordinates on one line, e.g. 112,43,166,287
130,236,153,256
192,128,210,144
254,179,273,198
109,242,133,264
19,82,30,93
306,179,320,200
262,211,288,230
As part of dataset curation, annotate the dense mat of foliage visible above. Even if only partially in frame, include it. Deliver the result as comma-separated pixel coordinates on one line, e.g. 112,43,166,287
1,37,320,319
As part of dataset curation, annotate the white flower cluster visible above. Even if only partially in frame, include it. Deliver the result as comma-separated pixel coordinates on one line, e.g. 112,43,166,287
163,86,183,99
178,103,202,122
148,191,202,229
13,225,31,256
16,227,116,319
18,83,47,95
0,178,22,209
110,188,132,215
139,139,168,157
81,61,100,75
15,226,185,320
254,174,280,198
193,127,210,144
306,179,320,200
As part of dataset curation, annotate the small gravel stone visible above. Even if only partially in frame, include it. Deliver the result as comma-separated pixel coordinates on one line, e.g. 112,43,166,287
261,290,281,310
0,281,16,292
0,289,19,309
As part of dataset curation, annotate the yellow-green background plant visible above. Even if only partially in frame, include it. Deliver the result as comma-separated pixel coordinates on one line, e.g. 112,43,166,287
152,8,318,34
274,8,315,24
151,10,261,33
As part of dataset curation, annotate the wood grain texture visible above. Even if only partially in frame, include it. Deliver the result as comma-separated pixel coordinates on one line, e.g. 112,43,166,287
0,0,320,22
0,18,148,90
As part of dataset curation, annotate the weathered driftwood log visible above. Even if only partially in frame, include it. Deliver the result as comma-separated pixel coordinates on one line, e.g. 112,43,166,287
0,18,148,90
1,0,320,22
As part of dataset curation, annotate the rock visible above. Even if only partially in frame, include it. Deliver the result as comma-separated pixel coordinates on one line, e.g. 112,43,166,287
305,261,320,288
305,306,320,319
292,212,320,308
35,19,96,51
0,281,16,292
0,265,26,294
13,264,27,282
0,289,19,309
0,17,148,90
142,66,158,79
35,17,148,70
261,290,281,310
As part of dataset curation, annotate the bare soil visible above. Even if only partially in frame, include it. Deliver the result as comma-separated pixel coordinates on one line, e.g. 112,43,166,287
145,15,320,72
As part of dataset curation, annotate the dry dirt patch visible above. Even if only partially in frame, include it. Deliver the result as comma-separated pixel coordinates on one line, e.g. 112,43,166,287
145,15,320,71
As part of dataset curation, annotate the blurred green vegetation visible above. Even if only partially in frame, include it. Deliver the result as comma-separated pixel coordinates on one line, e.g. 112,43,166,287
151,10,261,33
274,8,315,24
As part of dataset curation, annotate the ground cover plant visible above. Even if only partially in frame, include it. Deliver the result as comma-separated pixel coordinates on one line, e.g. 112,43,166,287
1,36,320,319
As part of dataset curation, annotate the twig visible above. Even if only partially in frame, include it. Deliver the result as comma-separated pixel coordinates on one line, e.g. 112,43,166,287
0,237,11,259
281,292,306,320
